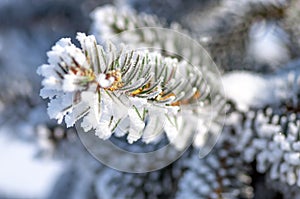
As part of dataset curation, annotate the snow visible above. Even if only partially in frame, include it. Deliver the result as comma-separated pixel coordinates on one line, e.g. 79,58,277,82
248,21,290,67
0,133,65,199
127,107,145,143
222,71,276,111
97,73,115,88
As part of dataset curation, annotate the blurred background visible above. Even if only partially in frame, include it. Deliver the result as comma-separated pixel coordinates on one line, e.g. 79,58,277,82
0,0,300,199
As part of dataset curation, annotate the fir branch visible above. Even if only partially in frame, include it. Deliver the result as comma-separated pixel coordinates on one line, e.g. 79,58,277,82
37,32,220,149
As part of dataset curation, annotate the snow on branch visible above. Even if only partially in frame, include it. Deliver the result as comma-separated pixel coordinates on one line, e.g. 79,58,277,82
37,32,217,149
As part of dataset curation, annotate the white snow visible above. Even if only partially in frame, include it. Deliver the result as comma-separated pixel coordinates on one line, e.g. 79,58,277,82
0,133,65,199
97,74,115,88
248,21,290,67
127,107,145,143
222,71,276,111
